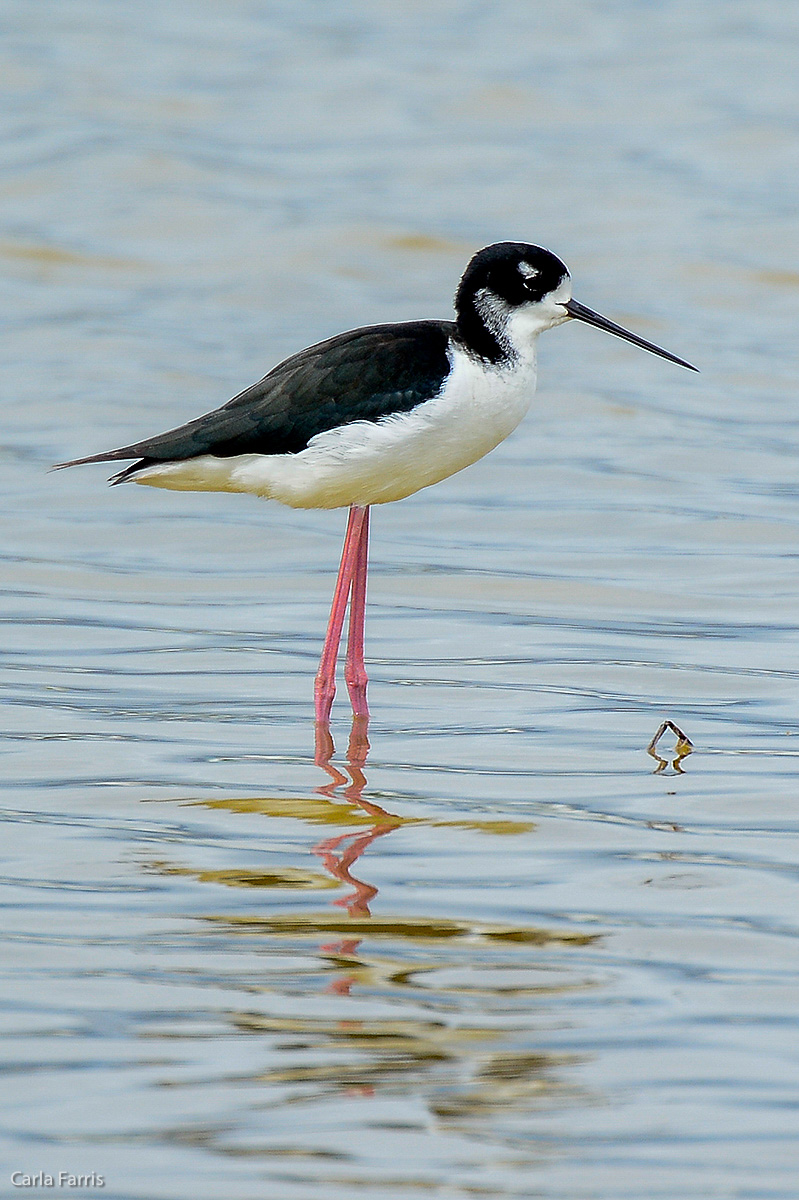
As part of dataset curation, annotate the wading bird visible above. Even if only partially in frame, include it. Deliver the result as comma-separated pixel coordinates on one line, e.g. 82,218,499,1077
57,242,696,724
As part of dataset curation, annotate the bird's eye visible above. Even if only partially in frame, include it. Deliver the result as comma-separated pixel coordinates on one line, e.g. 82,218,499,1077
519,265,540,291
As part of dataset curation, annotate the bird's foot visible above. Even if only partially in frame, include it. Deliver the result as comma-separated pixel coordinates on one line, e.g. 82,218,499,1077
314,672,336,727
344,664,369,720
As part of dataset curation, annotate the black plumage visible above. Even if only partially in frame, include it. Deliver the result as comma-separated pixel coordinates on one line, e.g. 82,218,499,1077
57,321,454,482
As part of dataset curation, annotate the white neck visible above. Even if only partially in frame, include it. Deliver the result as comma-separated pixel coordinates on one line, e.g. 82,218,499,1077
473,280,572,364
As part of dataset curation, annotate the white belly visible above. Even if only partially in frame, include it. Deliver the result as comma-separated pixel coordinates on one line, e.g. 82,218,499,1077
133,345,538,509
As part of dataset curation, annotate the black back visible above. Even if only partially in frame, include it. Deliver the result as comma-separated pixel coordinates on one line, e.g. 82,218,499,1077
60,321,454,477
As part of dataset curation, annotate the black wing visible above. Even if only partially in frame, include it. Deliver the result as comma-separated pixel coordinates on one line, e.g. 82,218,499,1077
56,321,455,480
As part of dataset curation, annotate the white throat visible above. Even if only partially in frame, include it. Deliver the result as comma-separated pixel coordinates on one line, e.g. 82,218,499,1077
475,279,572,361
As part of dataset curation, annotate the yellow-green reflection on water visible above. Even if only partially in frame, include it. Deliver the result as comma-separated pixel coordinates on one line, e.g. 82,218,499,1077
203,911,597,946
153,863,341,891
193,793,535,836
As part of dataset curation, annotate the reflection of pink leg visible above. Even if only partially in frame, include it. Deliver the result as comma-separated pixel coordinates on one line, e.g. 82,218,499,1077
344,506,370,718
314,506,368,726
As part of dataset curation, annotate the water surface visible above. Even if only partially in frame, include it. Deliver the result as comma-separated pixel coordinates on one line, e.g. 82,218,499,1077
2,2,799,1197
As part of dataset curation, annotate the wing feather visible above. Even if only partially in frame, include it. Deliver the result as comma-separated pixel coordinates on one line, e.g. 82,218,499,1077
55,321,455,479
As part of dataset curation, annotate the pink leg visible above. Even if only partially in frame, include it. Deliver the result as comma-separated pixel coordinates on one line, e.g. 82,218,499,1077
344,506,370,718
314,506,368,726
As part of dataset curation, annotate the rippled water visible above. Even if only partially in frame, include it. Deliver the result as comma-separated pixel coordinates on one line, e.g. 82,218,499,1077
3,2,799,1197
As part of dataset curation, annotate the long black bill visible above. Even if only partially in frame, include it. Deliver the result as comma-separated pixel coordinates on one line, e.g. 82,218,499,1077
564,299,698,371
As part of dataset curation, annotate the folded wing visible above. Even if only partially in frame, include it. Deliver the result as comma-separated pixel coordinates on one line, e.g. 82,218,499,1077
56,321,454,481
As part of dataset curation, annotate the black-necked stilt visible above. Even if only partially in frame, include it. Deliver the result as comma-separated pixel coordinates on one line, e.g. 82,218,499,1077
56,242,696,725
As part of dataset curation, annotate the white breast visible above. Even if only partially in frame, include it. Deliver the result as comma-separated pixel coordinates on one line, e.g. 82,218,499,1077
133,344,538,510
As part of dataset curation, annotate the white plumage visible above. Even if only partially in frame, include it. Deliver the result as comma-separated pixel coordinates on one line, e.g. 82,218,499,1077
131,341,539,508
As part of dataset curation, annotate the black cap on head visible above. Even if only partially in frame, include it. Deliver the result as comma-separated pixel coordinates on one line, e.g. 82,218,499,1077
454,242,570,361
456,242,569,312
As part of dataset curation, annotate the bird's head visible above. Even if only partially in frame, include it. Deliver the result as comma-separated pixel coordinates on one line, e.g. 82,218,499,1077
455,242,697,371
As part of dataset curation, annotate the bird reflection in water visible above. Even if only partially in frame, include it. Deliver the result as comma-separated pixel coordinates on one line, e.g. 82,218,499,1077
312,714,400,996
152,723,597,1117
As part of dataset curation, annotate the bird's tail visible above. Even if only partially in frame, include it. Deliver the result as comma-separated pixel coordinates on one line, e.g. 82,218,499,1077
51,447,148,484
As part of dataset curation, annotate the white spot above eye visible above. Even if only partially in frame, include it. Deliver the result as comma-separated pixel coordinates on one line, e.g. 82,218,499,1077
518,262,540,280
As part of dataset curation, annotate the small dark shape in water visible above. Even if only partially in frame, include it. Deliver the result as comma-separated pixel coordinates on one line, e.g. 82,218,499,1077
647,720,693,775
